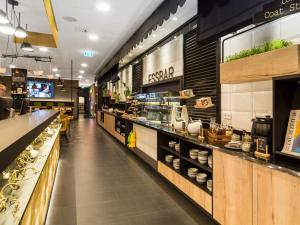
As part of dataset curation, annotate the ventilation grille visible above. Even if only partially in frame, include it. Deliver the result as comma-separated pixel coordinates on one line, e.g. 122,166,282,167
184,29,218,127
132,61,143,93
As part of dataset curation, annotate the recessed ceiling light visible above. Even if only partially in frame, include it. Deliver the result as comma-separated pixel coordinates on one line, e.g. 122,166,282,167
39,47,48,52
52,68,58,72
97,2,110,12
79,70,85,74
78,75,83,79
9,64,16,68
138,45,143,49
55,74,60,77
89,34,99,40
172,17,178,21
81,63,88,68
129,53,133,57
85,79,89,82
152,34,156,38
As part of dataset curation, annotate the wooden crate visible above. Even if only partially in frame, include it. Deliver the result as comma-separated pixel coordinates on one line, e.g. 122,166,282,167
220,45,300,84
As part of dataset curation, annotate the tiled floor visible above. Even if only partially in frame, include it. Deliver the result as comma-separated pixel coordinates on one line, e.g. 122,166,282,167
45,117,216,225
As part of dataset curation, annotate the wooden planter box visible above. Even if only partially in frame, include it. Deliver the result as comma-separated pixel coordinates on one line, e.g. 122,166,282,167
220,45,300,84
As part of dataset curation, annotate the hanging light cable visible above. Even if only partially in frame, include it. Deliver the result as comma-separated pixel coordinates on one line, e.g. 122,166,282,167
15,12,26,38
0,0,9,24
0,3,15,35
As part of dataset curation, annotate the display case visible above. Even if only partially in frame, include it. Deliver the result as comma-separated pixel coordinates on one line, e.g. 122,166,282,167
135,92,180,126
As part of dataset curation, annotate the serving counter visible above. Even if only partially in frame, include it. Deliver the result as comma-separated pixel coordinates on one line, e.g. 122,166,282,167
97,110,300,225
0,110,61,225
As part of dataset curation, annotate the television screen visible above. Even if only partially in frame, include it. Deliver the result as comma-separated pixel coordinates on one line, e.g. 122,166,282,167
27,80,54,98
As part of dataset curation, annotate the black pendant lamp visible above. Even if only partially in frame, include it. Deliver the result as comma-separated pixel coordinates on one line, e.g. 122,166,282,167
56,77,63,87
20,24,33,52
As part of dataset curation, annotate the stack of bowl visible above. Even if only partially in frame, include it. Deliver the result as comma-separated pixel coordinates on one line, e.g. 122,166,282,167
198,151,209,164
168,141,176,148
175,143,180,152
173,158,180,170
196,173,207,184
208,155,212,168
165,155,174,164
188,168,198,179
189,149,199,160
207,179,212,192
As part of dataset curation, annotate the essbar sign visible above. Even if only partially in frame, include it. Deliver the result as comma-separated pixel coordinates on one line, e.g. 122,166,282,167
253,0,300,24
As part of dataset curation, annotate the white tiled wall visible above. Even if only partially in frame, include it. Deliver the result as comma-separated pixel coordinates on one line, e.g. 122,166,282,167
221,13,300,131
221,81,272,132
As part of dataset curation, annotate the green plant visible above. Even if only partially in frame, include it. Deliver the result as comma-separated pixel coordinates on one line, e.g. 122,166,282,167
123,82,131,98
102,87,109,97
225,39,294,62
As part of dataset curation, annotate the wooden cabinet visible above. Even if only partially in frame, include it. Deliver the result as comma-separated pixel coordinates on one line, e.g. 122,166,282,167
213,150,253,225
158,162,212,214
104,113,115,135
253,164,300,225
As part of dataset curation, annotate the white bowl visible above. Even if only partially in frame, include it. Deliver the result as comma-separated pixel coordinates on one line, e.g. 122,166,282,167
174,144,180,152
30,150,39,159
189,149,199,159
165,155,174,163
187,121,202,135
198,151,209,156
168,141,176,148
174,121,184,131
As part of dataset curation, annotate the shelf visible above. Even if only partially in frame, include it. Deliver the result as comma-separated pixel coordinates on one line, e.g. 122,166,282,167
181,156,212,173
182,174,212,195
159,160,180,174
160,145,180,156
275,151,300,160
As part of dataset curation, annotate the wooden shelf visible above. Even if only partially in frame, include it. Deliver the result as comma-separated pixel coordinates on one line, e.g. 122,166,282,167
160,145,180,156
181,156,212,173
182,174,212,196
275,151,300,160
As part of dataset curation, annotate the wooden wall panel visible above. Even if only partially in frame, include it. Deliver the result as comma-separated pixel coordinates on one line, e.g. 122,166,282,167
253,164,300,225
134,124,157,160
213,150,253,225
104,114,115,135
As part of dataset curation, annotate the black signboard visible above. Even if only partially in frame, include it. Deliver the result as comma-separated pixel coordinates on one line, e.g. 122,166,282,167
253,0,300,24
11,68,27,95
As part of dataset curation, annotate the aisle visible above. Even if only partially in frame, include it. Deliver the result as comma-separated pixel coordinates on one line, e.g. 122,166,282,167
45,117,215,225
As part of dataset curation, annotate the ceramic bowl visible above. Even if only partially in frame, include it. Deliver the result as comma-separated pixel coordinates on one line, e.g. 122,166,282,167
168,141,177,148
207,179,213,192
174,144,180,152
174,121,184,131
30,150,39,159
189,149,199,159
165,155,174,163
188,168,198,178
196,173,208,184
198,151,209,156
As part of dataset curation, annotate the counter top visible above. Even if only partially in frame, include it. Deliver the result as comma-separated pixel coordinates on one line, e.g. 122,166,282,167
100,110,300,178
0,110,59,171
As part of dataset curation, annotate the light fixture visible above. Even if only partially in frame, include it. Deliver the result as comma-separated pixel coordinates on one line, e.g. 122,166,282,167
79,70,85,74
78,75,83,79
9,64,16,68
52,68,58,72
85,79,89,82
138,45,143,49
172,17,178,21
129,53,132,57
0,22,15,35
14,13,27,38
81,63,88,68
21,42,34,52
152,34,156,38
39,47,48,52
89,34,99,40
56,77,63,87
97,2,110,12
55,73,60,77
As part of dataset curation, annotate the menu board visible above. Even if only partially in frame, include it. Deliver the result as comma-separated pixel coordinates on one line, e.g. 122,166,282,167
282,110,300,156
11,68,27,95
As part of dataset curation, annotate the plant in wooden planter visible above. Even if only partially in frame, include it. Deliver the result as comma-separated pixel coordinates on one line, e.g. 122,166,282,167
220,40,300,84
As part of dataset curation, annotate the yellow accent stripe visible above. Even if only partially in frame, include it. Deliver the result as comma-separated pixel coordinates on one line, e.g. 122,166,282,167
43,0,58,47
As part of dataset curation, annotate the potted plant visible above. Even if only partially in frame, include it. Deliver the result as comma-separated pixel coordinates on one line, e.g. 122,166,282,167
220,39,300,84
123,82,131,99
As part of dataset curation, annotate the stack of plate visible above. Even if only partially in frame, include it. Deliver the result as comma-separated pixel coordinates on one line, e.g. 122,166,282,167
168,141,176,148
188,168,198,179
208,155,212,168
207,179,212,192
175,143,180,152
165,155,174,164
189,149,199,160
196,173,207,184
173,158,180,170
198,151,209,164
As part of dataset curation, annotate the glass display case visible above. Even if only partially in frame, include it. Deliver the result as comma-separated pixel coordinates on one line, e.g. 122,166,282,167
135,92,181,126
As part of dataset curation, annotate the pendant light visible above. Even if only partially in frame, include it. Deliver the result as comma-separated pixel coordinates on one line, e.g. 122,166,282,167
0,2,15,35
56,77,63,87
15,12,26,38
20,24,33,52
0,0,9,24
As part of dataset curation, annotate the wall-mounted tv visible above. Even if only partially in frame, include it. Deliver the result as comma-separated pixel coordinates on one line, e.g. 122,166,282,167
27,80,54,98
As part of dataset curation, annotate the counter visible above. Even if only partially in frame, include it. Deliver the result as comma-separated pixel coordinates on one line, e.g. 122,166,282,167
97,110,300,224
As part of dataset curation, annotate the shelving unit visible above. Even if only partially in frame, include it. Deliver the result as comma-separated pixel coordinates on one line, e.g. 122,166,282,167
273,75,300,171
157,131,213,197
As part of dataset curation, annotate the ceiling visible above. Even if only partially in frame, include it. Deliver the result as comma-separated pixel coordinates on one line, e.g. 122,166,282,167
0,0,197,87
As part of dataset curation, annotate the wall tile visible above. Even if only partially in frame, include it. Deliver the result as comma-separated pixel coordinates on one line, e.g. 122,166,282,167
221,93,231,111
252,80,272,92
253,91,272,114
231,112,253,132
221,84,231,93
231,92,252,112
230,83,252,93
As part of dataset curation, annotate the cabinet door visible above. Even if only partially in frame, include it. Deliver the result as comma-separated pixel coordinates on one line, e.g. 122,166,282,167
213,150,253,225
253,164,300,225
